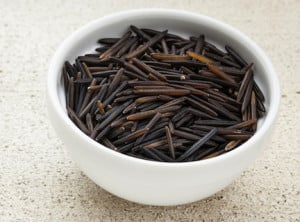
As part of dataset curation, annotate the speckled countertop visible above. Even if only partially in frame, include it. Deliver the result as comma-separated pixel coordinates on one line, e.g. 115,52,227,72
0,0,299,221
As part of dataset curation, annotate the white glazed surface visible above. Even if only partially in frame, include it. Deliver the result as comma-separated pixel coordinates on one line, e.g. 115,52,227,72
47,9,280,206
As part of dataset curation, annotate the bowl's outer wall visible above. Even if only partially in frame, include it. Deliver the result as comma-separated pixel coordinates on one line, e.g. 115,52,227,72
47,10,280,205
48,101,269,205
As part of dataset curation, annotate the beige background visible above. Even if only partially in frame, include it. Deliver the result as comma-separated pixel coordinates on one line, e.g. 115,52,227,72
1,0,299,221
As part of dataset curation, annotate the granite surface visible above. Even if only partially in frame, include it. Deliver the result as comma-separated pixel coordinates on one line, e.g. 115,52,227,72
0,0,299,221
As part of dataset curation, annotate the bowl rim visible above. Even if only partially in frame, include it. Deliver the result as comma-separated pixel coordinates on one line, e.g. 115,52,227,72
47,8,280,168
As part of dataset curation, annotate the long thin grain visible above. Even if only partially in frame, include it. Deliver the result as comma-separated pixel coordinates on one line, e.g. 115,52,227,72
176,128,218,161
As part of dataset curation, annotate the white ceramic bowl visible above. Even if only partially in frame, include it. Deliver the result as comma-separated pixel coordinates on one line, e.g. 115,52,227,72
47,9,280,206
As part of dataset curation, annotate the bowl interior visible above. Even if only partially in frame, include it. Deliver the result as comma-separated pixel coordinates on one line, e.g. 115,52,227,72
50,9,279,164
